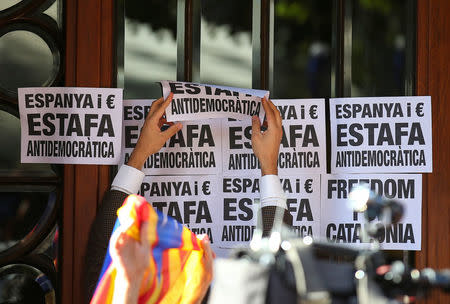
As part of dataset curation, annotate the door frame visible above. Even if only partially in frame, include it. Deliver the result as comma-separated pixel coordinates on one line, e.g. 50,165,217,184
61,1,450,303
62,1,115,302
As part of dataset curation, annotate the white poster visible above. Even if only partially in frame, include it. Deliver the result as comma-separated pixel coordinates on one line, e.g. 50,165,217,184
275,99,326,174
283,175,321,238
221,118,259,175
139,175,224,255
19,87,123,164
219,174,321,252
121,99,222,175
219,175,260,253
222,99,327,176
330,96,432,173
160,81,268,122
320,174,422,250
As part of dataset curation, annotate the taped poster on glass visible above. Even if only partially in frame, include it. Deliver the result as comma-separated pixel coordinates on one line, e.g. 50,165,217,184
219,174,264,254
160,80,268,122
219,174,321,253
222,99,327,176
121,99,222,175
19,87,123,164
139,175,225,256
330,96,432,173
320,174,422,250
283,174,321,238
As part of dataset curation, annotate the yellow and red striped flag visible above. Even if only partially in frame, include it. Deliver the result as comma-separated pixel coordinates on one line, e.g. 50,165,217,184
91,194,207,304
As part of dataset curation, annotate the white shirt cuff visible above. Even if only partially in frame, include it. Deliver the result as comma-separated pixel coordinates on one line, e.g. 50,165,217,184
111,164,145,195
260,175,286,209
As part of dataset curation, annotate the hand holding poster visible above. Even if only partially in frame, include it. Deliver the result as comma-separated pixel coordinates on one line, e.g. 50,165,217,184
121,99,222,175
19,87,123,164
222,99,327,176
320,174,422,250
160,81,268,122
330,96,432,173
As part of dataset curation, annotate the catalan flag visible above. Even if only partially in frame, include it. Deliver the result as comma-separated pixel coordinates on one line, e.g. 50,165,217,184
90,194,207,304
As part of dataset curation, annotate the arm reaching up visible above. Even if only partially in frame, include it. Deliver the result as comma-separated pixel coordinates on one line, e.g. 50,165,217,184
85,94,182,302
251,98,293,236
251,97,283,176
127,93,182,170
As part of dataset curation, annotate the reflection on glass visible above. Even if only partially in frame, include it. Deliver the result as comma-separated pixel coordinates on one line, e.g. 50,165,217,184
49,225,58,270
0,264,56,303
0,31,54,93
124,1,177,99
201,1,252,88
0,191,52,252
0,0,22,11
273,0,331,98
33,224,59,271
0,110,55,176
352,0,413,96
44,0,61,28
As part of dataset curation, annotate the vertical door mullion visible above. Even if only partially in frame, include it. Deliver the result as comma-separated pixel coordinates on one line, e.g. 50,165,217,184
177,0,200,82
268,0,274,92
331,0,352,98
253,0,273,91
343,0,352,97
404,0,416,96
331,0,344,98
252,0,261,89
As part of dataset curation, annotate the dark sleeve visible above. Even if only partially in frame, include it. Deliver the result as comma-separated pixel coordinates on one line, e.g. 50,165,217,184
84,190,129,303
261,206,293,237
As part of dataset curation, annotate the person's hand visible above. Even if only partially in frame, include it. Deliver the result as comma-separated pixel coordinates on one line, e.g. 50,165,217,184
251,98,283,176
109,220,151,283
194,234,215,304
110,220,152,304
127,93,182,170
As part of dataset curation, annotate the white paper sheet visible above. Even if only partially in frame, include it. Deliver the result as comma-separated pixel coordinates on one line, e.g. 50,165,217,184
19,87,123,164
320,174,422,250
330,96,432,173
160,80,268,122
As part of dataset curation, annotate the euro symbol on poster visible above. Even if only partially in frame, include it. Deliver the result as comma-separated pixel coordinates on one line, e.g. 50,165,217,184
309,105,318,119
106,95,115,109
304,179,313,193
202,181,211,195
415,102,424,117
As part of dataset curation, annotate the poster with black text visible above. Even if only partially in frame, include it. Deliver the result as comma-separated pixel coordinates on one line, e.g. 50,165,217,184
219,175,260,253
19,87,123,164
222,99,327,176
219,174,321,252
160,81,268,122
139,175,225,255
330,97,432,173
320,174,422,250
121,99,222,175
283,175,321,238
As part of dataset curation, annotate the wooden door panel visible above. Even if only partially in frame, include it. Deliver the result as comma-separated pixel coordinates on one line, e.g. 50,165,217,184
62,1,115,303
416,0,450,303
